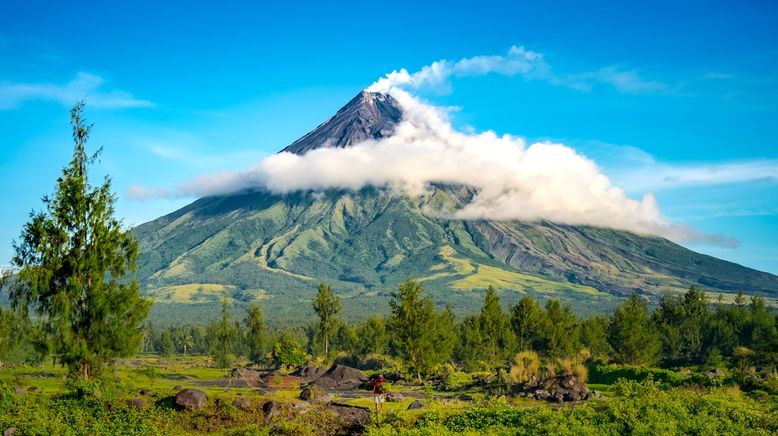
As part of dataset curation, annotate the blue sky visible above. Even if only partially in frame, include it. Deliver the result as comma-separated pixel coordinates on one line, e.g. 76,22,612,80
1,0,777,273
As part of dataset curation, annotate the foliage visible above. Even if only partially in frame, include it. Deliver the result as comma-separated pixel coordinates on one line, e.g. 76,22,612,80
244,303,267,364
313,283,341,356
210,298,240,368
9,102,151,380
609,293,661,365
388,279,456,381
506,351,542,385
510,295,544,352
442,371,474,391
271,339,307,368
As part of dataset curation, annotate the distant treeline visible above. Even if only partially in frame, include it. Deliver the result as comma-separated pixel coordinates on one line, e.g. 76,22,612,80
7,279,775,382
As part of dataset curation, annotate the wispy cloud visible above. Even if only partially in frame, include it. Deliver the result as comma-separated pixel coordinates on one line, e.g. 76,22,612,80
0,72,153,109
368,45,671,95
613,159,778,192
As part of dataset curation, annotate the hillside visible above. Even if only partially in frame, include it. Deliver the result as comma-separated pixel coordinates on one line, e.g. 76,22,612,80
132,91,778,323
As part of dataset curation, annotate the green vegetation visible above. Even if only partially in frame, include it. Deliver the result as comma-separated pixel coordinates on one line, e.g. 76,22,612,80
6,102,150,380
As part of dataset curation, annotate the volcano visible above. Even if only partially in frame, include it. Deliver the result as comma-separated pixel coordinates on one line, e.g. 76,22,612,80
132,91,778,323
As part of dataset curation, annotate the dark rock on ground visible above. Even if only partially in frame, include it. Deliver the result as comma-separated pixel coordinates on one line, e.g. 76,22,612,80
407,400,424,410
262,400,282,419
291,363,325,384
705,368,726,379
26,387,38,392
386,392,405,402
311,364,368,389
325,403,372,434
4,428,17,436
173,385,183,391
300,385,332,404
127,398,144,410
232,367,267,388
235,397,252,411
522,374,590,403
175,389,207,411
139,389,153,396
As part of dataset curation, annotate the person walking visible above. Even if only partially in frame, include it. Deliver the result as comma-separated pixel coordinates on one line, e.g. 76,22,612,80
372,374,387,416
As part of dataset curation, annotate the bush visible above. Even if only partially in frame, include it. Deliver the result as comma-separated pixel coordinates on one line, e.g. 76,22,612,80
442,372,474,391
506,351,541,385
588,362,688,386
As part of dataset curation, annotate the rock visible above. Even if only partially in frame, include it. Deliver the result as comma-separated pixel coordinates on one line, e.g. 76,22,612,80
235,397,252,411
113,377,121,383
311,364,368,389
175,388,207,411
27,387,38,392
533,389,550,400
139,389,153,396
300,385,332,404
407,400,424,410
262,400,282,419
386,392,405,402
126,398,144,410
3,428,17,436
13,387,24,395
705,368,725,379
458,394,474,401
173,385,184,391
326,403,372,433
591,390,604,399
291,363,326,384
293,401,310,409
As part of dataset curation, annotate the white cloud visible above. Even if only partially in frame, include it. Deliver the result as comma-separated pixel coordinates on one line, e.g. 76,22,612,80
132,89,733,246
367,45,669,95
0,72,153,109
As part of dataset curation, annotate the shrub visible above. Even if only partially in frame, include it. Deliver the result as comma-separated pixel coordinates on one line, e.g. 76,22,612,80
506,351,541,385
442,372,474,391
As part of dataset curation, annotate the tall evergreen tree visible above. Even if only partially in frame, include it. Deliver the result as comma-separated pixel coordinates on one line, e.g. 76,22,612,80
313,283,341,356
211,298,238,368
540,299,578,358
245,303,267,364
609,293,660,365
355,316,388,360
510,295,543,351
478,286,515,367
389,279,453,380
9,102,151,380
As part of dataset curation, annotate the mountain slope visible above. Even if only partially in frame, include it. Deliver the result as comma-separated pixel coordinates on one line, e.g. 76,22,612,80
133,91,778,322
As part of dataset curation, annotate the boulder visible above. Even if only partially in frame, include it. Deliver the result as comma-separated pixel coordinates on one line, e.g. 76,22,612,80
291,363,326,384
325,403,371,433
175,389,207,411
173,385,184,391
311,364,368,389
126,398,144,410
407,400,425,410
386,392,405,402
139,389,153,396
533,389,550,401
300,385,332,404
262,400,282,419
704,368,726,379
235,397,252,411
13,387,24,395
27,387,38,393
3,428,17,436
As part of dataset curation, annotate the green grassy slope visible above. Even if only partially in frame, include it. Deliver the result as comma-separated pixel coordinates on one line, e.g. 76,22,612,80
132,186,778,323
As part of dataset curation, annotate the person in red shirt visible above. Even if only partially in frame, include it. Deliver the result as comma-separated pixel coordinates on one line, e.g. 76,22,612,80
372,374,387,415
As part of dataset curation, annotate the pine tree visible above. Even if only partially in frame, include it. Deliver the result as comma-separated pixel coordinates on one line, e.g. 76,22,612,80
540,299,578,358
478,286,515,367
609,293,660,365
510,295,543,351
245,303,267,364
313,283,341,356
388,279,453,381
10,102,151,380
211,298,238,368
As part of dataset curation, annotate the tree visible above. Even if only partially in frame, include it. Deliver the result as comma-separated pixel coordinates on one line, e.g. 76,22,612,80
159,330,175,358
579,315,613,358
355,316,388,360
609,294,660,365
176,329,194,357
211,298,239,368
510,295,543,351
388,279,454,381
9,102,151,380
313,283,341,356
272,339,307,369
245,303,267,364
539,299,578,359
478,286,515,366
